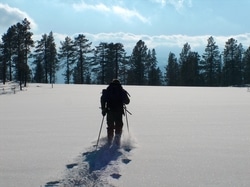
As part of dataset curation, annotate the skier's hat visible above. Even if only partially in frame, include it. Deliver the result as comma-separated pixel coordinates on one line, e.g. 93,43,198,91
112,79,120,85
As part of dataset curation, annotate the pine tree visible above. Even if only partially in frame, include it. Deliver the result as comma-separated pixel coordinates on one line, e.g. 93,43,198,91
1,25,16,83
46,32,58,84
0,41,3,82
236,43,244,85
118,53,130,85
186,51,201,86
222,38,243,86
179,43,201,86
114,43,126,80
201,36,221,86
92,42,108,84
13,18,34,89
33,34,48,83
92,42,126,84
33,60,44,83
179,43,191,86
144,49,152,84
105,43,117,82
166,52,179,86
103,43,125,82
33,32,58,84
147,49,162,85
58,36,76,84
127,40,148,85
243,46,250,84
73,34,92,84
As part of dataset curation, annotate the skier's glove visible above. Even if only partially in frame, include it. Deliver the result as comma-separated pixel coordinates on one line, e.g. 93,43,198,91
102,109,107,116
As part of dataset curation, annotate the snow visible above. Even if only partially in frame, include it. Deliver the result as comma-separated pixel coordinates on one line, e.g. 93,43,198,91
1,84,250,187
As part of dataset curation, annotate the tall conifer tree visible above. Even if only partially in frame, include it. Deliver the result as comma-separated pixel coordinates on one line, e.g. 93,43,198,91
128,40,148,85
201,36,221,86
166,52,179,86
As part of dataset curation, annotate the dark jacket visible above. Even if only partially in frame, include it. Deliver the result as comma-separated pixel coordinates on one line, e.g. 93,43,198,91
101,82,130,113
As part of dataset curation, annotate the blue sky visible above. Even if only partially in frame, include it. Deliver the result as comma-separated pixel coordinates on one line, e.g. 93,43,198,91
1,0,250,64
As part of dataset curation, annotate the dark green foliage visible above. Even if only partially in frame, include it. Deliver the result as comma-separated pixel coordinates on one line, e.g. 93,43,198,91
222,38,243,86
146,49,162,85
58,36,76,84
243,46,250,84
2,20,250,87
127,40,148,85
92,42,127,84
186,51,201,86
118,53,130,85
33,61,44,83
201,36,222,86
47,32,59,84
179,43,190,86
33,31,58,84
73,34,92,84
14,19,34,88
166,52,179,86
92,42,108,84
126,40,162,85
0,18,34,89
1,25,16,83
0,41,4,83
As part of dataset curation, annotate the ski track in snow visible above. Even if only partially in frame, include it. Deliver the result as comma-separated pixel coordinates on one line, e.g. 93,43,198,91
45,136,136,187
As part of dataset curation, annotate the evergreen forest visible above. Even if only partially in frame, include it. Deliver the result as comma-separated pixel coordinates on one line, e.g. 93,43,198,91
1,19,250,87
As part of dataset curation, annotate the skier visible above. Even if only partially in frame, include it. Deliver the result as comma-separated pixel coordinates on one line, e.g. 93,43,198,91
101,79,130,145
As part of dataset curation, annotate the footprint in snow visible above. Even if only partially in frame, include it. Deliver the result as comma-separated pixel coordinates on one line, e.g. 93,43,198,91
110,173,122,179
66,163,78,169
45,180,60,187
122,158,131,164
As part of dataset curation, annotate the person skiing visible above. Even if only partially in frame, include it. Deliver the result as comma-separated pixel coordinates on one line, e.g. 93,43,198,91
101,79,130,145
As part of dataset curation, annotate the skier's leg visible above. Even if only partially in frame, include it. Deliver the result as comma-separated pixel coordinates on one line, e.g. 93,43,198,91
107,112,115,143
114,112,123,145
114,112,123,135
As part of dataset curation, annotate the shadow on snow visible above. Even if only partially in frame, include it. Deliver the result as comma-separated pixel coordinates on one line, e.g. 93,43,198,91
45,137,134,187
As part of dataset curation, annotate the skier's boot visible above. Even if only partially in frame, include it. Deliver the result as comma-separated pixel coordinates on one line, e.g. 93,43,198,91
114,134,121,147
114,127,122,147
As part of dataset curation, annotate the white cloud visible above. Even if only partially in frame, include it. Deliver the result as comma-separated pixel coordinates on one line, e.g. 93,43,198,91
152,0,193,12
72,1,110,12
151,0,167,7
0,3,37,32
43,32,250,66
112,6,149,24
72,1,149,24
168,0,192,8
61,32,250,53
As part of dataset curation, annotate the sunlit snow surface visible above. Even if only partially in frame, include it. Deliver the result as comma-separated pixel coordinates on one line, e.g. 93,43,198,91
1,84,250,187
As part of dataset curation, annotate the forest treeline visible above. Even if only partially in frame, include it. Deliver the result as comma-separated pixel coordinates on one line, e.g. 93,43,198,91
1,19,250,88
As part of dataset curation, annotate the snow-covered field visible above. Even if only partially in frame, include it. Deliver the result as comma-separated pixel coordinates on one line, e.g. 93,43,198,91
1,83,250,187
